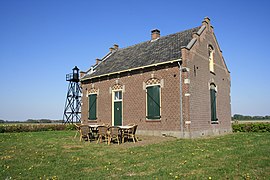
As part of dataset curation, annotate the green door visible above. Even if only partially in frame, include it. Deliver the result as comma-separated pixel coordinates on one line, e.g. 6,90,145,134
114,101,122,126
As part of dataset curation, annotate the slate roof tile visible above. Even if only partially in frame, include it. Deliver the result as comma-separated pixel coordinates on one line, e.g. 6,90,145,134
82,26,201,79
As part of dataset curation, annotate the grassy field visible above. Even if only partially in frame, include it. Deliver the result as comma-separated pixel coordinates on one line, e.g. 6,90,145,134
1,131,269,179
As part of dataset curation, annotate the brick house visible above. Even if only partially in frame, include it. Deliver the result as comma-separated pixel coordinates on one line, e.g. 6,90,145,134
80,17,231,138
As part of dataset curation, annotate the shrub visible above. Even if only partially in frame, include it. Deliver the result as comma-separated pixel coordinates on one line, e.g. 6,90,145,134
232,123,270,132
0,124,76,133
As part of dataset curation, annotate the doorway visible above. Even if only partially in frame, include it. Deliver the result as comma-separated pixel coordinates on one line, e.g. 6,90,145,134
113,91,122,126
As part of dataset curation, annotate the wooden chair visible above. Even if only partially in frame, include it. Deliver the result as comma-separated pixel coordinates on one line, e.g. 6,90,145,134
96,126,109,144
108,126,121,145
74,124,81,139
122,125,138,143
79,124,91,142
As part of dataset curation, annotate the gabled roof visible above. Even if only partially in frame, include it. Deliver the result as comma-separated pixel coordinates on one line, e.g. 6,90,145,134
82,26,201,80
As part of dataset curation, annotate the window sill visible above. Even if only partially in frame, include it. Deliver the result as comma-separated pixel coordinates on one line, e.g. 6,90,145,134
146,119,161,122
211,121,219,124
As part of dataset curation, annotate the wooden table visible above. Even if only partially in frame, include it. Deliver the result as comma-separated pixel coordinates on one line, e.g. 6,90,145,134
118,125,133,129
88,124,99,128
118,125,133,143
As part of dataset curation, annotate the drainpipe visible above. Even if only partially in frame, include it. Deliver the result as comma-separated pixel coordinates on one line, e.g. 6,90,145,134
178,62,184,138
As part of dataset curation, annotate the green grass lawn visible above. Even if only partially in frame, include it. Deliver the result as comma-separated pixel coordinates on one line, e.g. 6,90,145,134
1,131,269,179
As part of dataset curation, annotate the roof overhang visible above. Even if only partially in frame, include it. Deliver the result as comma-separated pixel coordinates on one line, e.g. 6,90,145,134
81,58,182,82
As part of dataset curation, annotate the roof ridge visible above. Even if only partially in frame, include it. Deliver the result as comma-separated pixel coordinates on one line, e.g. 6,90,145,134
115,26,202,52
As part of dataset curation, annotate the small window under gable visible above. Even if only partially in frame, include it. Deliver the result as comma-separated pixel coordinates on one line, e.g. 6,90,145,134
208,45,214,73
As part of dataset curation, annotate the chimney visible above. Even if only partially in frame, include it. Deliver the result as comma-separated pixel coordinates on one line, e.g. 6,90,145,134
202,17,211,28
151,29,160,40
95,58,101,65
202,16,213,32
80,71,86,78
203,16,211,24
113,44,119,50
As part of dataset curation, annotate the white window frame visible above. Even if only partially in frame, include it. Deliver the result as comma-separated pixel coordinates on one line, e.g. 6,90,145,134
112,90,123,126
209,45,214,73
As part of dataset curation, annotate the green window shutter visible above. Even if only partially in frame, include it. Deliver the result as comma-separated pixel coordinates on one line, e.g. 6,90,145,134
147,86,161,119
210,89,217,121
88,94,97,120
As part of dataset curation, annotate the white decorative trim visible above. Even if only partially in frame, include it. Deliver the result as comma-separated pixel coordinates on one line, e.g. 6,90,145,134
186,38,197,49
122,85,125,93
209,82,218,92
184,79,190,84
185,93,190,97
88,87,98,95
145,78,161,86
109,87,112,94
112,84,123,91
160,79,164,88
197,25,206,35
143,82,146,90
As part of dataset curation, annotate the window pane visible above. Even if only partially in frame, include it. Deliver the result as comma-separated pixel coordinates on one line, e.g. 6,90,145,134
114,92,117,101
118,91,122,100
114,92,118,101
114,91,122,101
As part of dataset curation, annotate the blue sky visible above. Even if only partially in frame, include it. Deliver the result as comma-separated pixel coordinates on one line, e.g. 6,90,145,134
0,0,269,121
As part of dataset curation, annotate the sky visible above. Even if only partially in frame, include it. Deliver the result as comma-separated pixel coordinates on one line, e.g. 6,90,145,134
0,0,270,121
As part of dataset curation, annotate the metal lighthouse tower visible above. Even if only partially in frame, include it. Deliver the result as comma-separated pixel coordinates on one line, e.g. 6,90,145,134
63,66,82,124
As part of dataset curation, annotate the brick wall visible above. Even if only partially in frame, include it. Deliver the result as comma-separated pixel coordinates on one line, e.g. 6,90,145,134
182,21,232,137
81,64,182,134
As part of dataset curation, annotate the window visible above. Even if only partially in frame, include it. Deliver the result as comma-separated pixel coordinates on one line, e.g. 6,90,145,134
210,84,217,122
208,45,214,72
114,91,122,101
146,85,161,119
88,94,97,120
